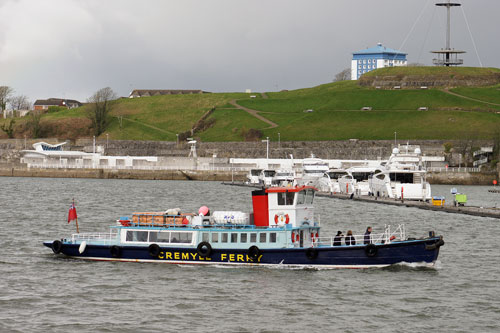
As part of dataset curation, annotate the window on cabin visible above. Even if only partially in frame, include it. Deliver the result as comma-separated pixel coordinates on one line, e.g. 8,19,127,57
305,189,315,205
260,233,267,243
222,233,228,243
231,233,238,243
212,233,219,243
149,231,170,243
250,233,257,242
170,232,192,244
270,233,277,243
297,190,306,205
241,233,248,243
202,233,209,242
278,192,295,205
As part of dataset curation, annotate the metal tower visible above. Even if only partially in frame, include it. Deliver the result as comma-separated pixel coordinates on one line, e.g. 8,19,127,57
431,0,465,66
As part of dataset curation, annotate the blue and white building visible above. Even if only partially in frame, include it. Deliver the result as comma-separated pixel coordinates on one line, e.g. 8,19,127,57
351,43,407,80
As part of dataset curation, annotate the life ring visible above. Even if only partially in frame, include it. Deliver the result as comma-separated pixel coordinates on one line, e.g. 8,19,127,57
365,244,377,257
274,214,290,225
110,245,121,258
248,245,261,261
305,247,318,260
148,243,161,257
197,241,212,258
51,240,63,254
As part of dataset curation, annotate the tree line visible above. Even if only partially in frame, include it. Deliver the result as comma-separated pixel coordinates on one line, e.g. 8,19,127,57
0,85,116,139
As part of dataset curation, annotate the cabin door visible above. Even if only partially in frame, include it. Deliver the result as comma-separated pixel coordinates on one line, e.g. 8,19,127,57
299,230,304,247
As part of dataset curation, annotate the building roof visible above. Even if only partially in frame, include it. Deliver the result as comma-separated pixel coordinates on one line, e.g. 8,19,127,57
353,43,406,56
129,89,210,98
33,98,82,106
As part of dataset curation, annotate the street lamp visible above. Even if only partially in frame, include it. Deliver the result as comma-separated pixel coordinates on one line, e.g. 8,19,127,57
176,133,179,145
394,131,397,147
212,154,217,170
278,133,280,148
106,133,109,148
261,137,269,160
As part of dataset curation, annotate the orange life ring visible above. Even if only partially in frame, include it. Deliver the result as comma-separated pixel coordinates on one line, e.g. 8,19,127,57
274,213,290,225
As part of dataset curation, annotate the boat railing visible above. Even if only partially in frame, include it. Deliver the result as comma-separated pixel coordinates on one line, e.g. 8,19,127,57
316,224,406,246
71,231,118,244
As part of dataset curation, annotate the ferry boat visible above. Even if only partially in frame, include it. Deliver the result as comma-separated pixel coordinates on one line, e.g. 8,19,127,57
44,186,444,268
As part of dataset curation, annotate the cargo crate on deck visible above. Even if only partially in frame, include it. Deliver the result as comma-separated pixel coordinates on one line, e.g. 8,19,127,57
432,196,445,206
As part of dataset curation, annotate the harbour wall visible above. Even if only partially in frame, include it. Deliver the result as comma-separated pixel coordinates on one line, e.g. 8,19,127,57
0,166,248,181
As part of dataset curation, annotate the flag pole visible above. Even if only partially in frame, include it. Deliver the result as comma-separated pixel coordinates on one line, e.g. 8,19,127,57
73,198,80,233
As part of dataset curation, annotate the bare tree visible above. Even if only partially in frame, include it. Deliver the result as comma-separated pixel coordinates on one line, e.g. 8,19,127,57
10,95,31,111
87,87,117,136
333,68,351,82
0,86,14,111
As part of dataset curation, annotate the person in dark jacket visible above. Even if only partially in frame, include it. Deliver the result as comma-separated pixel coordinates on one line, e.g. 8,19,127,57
345,230,356,246
333,231,343,246
364,226,372,244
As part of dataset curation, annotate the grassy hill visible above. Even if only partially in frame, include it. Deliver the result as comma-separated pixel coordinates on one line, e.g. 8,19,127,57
2,67,499,142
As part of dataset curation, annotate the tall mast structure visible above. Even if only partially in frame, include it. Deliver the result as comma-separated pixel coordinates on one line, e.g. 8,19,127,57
431,0,465,66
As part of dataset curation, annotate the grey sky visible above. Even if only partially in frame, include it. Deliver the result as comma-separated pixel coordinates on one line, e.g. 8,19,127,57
0,0,498,103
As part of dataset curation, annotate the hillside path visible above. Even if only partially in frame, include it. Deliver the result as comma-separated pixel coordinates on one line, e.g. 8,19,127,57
441,88,500,107
119,116,176,135
229,99,278,129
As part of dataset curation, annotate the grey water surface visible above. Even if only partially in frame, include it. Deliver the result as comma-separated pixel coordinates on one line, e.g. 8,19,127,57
1,178,499,332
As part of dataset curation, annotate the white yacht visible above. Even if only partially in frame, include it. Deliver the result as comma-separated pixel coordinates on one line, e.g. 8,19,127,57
297,156,329,186
258,169,276,186
272,169,296,187
338,166,382,196
318,169,348,193
246,169,263,185
368,145,432,201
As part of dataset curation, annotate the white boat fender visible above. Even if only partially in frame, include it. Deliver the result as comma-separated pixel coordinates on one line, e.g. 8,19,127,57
78,241,87,254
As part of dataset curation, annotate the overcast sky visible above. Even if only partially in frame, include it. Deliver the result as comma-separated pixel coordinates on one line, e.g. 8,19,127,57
0,0,498,103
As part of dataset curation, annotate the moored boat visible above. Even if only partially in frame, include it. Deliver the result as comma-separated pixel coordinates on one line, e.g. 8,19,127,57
44,186,444,268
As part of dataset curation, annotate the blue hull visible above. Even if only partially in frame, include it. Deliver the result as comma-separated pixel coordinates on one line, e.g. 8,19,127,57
44,237,443,268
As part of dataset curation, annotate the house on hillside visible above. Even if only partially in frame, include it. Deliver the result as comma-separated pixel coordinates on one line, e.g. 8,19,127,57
129,89,209,98
33,98,83,111
351,43,407,80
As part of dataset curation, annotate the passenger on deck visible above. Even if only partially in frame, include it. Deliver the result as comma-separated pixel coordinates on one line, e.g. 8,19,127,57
333,231,343,246
364,226,372,244
345,230,356,246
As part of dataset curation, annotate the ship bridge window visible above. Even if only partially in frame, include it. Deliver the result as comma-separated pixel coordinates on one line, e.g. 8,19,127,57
277,192,295,205
202,232,209,242
222,233,228,243
264,170,276,177
376,174,385,180
297,190,306,205
305,189,315,205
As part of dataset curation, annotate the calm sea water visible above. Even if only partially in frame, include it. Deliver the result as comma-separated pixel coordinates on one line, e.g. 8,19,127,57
1,178,499,332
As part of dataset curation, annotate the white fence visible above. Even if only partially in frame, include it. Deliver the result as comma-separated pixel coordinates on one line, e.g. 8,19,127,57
427,167,481,173
26,163,250,172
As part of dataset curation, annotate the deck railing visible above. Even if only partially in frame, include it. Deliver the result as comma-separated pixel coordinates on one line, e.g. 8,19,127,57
71,231,118,244
316,224,406,247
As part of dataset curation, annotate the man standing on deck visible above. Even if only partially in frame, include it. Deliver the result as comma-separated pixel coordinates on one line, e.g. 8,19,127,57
364,227,372,244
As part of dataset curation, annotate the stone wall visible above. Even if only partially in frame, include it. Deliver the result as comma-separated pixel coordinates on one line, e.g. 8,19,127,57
359,73,500,89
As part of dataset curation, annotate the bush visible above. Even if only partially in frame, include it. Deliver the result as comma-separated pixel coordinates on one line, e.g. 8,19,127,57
47,106,66,113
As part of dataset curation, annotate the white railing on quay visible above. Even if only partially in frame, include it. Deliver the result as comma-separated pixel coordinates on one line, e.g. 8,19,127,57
26,163,250,172
427,167,481,173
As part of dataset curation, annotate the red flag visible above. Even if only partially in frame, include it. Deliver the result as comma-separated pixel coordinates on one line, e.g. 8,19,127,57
68,202,77,223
